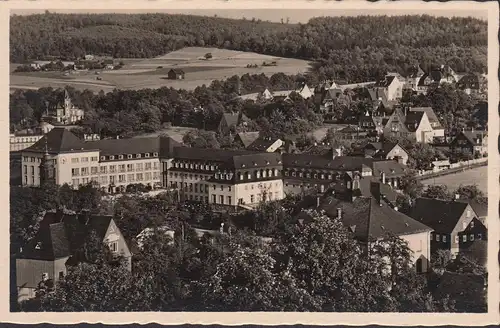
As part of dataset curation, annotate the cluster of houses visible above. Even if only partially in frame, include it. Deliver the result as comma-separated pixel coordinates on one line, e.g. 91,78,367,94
27,54,117,72
15,121,488,300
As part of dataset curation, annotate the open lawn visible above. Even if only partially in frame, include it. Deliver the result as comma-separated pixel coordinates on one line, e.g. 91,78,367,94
10,47,311,93
422,166,488,195
132,126,196,143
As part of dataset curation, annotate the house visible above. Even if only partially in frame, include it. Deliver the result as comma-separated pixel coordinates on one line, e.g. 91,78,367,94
294,83,314,99
363,142,409,165
337,125,367,140
84,54,95,61
457,218,488,257
358,112,385,135
260,88,274,101
382,107,436,143
408,107,445,140
410,197,480,255
246,136,284,153
416,65,458,94
43,90,84,125
316,190,433,273
102,59,115,70
167,69,185,80
234,131,261,148
367,74,405,102
10,121,54,152
16,210,132,301
457,74,484,95
217,112,249,135
449,130,488,157
405,65,426,91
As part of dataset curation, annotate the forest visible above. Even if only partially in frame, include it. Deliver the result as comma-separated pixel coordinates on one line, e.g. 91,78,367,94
10,13,487,82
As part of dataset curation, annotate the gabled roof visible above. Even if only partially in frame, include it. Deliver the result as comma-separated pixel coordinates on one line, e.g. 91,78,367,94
236,131,261,148
466,200,488,219
220,112,249,128
372,160,407,177
247,136,281,151
19,211,115,261
169,68,185,75
410,198,473,233
319,196,432,241
25,128,87,154
375,75,396,88
159,136,183,158
457,74,480,89
404,111,425,132
409,107,442,127
460,131,487,145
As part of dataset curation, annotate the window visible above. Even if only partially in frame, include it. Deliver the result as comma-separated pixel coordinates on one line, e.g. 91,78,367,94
100,176,108,184
466,210,471,218
109,242,118,253
194,184,198,193
470,234,474,241
91,167,98,175
153,162,159,170
81,167,89,176
145,172,152,181
110,176,116,184
219,195,224,204
228,186,231,192
455,235,459,243
153,152,158,157
91,156,98,162
72,168,80,177
478,233,482,240
220,185,223,191
58,271,64,279
251,195,255,203
136,173,143,181
100,166,107,174
119,175,126,183
110,156,115,160
227,196,232,205
136,163,143,171
470,221,475,228
71,158,79,164
136,154,141,159
110,165,116,173
72,178,80,186
100,156,106,161
145,162,152,170
462,235,467,242
30,166,35,175
256,171,261,179
284,171,289,176
127,174,135,182
119,155,124,160
436,234,440,242
212,195,216,203
81,157,89,163
35,242,42,250
443,235,447,242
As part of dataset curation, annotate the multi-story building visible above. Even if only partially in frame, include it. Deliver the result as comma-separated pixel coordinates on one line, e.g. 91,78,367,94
21,128,171,192
166,148,284,207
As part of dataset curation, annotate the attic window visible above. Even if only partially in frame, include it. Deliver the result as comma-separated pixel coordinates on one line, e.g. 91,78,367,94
110,156,115,160
153,152,158,157
100,156,106,161
145,153,150,158
35,242,42,250
127,154,132,159
136,154,141,159
266,161,270,165
253,162,257,166
119,155,124,160
241,164,246,168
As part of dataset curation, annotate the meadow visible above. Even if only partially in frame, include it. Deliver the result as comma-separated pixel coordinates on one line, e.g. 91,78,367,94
10,47,311,93
422,165,488,195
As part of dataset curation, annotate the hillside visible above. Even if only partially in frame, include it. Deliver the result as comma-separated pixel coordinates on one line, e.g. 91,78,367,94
10,13,488,82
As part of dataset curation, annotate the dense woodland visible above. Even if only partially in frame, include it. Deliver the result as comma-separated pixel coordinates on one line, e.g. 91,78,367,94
10,13,487,82
11,183,486,312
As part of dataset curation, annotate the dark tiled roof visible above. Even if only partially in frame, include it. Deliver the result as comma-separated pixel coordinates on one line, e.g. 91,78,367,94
466,200,488,218
236,132,260,148
375,75,396,88
247,137,280,151
457,74,480,89
319,196,432,241
404,112,424,132
19,211,114,261
372,160,407,177
410,107,441,126
461,131,487,146
226,152,282,170
221,112,249,128
25,128,87,153
84,137,164,157
173,146,257,163
284,154,373,171
169,68,185,75
410,198,472,233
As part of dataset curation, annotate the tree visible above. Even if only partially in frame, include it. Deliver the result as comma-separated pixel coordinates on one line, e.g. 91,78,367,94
399,171,424,200
422,185,452,200
454,185,487,203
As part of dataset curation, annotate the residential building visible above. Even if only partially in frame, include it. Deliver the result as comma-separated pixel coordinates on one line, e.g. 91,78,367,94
410,197,481,256
233,131,261,148
382,107,436,143
416,65,458,95
167,147,284,207
43,90,84,125
358,113,386,135
404,65,426,91
217,112,250,135
315,183,433,273
16,210,131,301
10,121,55,152
449,130,488,157
167,68,185,80
363,142,409,165
457,74,485,95
368,74,405,102
408,107,445,140
246,136,284,153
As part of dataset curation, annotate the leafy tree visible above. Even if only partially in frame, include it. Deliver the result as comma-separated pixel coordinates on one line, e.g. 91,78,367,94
422,185,452,200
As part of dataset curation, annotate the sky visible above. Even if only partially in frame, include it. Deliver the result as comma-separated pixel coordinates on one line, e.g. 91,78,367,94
11,8,488,23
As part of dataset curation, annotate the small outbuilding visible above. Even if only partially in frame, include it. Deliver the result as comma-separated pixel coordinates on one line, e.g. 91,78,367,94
167,68,185,80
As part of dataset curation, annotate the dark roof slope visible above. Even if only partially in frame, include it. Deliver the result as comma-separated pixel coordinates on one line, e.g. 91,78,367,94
247,137,280,151
84,137,163,156
375,75,396,88
410,198,472,233
173,146,257,163
319,196,432,240
236,132,260,148
410,107,441,126
25,128,87,153
19,211,114,261
461,131,487,145
169,68,185,75
226,152,282,170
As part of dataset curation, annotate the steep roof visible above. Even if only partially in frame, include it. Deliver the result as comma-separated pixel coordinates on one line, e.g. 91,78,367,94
159,136,183,158
319,196,432,241
247,136,281,151
84,137,163,157
409,107,442,127
410,198,472,233
466,200,488,219
404,111,425,132
25,128,87,153
236,131,261,148
457,74,480,89
461,131,487,145
220,112,249,128
169,68,185,75
19,211,114,261
375,75,396,88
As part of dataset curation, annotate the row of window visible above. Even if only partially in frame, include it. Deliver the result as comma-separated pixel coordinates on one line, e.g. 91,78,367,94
173,160,280,171
72,163,159,176
11,136,42,144
434,233,482,243
71,156,99,164
70,172,160,186
102,153,158,161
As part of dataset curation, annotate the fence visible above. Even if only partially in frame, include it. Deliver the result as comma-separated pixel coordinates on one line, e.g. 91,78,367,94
417,157,487,180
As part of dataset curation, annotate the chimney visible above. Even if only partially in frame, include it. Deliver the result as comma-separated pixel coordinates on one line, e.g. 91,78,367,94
336,207,342,219
381,172,386,184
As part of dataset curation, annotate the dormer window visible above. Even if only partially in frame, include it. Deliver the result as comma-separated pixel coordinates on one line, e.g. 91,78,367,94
274,169,278,177
136,154,141,159
110,156,115,160
100,156,106,161
127,154,132,159
262,170,267,178
256,171,261,179
35,242,42,250
215,173,220,179
119,155,124,160
153,152,158,157
145,153,150,158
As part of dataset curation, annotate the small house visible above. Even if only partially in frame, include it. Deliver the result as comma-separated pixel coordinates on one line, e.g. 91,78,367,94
167,69,185,80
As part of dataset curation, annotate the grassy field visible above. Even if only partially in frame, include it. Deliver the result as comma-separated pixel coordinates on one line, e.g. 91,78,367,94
132,126,196,143
10,47,311,93
422,165,488,195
